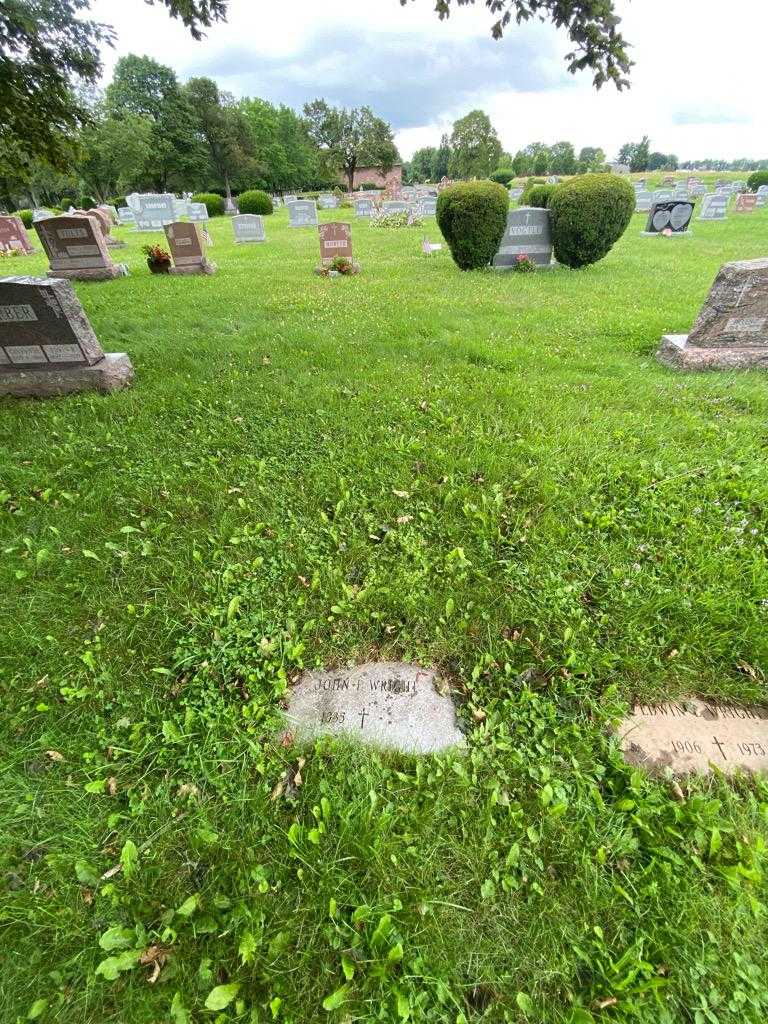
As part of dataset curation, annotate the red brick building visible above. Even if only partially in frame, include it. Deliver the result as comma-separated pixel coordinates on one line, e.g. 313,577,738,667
349,165,403,191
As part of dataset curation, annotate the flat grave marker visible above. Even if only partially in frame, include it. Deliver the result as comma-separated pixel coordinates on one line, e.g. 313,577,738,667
618,698,768,776
284,662,465,754
658,256,768,370
232,214,266,243
35,215,127,281
163,221,216,275
0,276,133,397
492,206,553,268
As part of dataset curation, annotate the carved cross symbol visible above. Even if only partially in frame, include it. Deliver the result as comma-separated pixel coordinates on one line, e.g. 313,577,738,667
712,735,728,760
358,708,369,730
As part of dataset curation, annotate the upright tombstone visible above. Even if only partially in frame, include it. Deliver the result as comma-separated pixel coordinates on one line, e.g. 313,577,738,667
287,200,318,228
270,195,282,208
224,195,238,215
35,215,127,281
734,193,758,213
283,194,298,204
32,209,54,223
492,207,553,269
419,197,437,217
635,190,654,212
0,276,134,397
698,193,728,221
653,189,674,204
657,257,768,370
163,222,216,275
381,201,409,215
85,207,125,249
354,198,375,218
641,200,694,236
135,194,175,231
756,185,768,207
0,216,35,255
546,175,561,184
117,207,135,226
318,222,353,262
317,193,339,209
689,182,707,198
173,198,188,220
232,214,266,244
508,187,524,201
187,202,209,223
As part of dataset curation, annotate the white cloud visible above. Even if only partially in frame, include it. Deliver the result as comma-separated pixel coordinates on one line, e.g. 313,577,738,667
90,0,767,161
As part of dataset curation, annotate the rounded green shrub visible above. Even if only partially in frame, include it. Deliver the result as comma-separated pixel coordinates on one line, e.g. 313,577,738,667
548,173,634,269
436,180,509,271
746,171,768,192
489,167,514,185
237,189,274,215
106,195,127,209
520,177,547,204
79,194,96,210
525,183,557,208
15,209,33,228
191,192,225,217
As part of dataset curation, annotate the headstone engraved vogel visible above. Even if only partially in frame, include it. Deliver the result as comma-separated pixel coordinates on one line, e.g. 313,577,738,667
232,214,266,243
734,193,757,212
163,222,216,275
492,207,553,268
287,200,318,228
618,698,768,776
0,276,133,397
657,256,768,370
0,216,35,255
318,222,352,262
354,199,375,217
642,201,694,236
35,215,127,281
285,662,465,753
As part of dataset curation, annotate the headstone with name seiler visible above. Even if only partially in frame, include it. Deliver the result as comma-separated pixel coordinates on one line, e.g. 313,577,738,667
0,216,35,255
657,257,768,370
287,200,318,228
0,276,134,397
164,221,216,275
492,206,553,269
35,215,128,280
641,200,694,236
232,214,266,243
284,662,465,754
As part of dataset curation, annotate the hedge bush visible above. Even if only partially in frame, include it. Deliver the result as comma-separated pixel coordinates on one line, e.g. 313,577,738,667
79,194,96,210
237,190,274,215
525,183,557,208
746,171,768,192
548,173,634,269
436,181,509,271
191,192,226,217
106,195,127,209
520,177,547,204
489,167,514,185
15,209,33,228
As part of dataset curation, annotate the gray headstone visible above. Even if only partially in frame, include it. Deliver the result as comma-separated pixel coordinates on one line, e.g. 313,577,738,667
284,662,465,754
173,198,188,220
756,185,768,207
32,209,54,223
381,201,409,215
0,276,133,396
187,202,209,222
419,197,437,216
618,698,768,776
492,206,553,268
317,194,340,209
354,198,375,217
657,257,768,370
283,194,298,204
698,194,728,221
508,187,524,201
635,190,654,212
135,194,175,231
232,213,266,243
287,200,318,228
117,207,135,225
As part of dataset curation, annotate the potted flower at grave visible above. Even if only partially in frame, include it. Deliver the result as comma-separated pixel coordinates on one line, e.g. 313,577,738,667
512,253,536,273
142,244,172,274
315,255,360,277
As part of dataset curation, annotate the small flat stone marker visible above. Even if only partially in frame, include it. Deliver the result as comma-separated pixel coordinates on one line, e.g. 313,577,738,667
285,662,464,754
618,698,768,775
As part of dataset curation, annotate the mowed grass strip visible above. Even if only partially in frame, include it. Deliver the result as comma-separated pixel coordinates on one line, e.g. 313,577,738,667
1,198,767,1023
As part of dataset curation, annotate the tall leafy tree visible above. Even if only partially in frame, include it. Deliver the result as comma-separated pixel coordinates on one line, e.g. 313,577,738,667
184,77,255,199
78,107,155,199
548,141,576,175
448,110,502,179
302,100,398,192
410,146,437,182
430,134,451,180
577,146,605,171
630,135,650,172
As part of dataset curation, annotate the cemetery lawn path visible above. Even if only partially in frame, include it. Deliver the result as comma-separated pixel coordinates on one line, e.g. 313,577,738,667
2,196,768,1023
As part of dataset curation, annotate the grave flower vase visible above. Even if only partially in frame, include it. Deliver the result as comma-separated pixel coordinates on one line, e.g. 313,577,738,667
147,259,170,274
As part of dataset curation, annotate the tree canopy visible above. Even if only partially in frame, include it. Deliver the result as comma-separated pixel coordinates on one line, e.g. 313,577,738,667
303,100,399,191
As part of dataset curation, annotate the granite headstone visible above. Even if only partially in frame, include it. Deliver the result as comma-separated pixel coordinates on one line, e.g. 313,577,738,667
35,215,127,281
232,214,266,243
492,207,553,268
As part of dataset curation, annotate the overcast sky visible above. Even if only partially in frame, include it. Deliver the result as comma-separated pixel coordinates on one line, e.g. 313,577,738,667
90,0,766,161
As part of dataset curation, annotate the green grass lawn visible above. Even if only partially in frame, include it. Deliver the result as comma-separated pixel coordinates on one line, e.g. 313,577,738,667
1,199,768,1024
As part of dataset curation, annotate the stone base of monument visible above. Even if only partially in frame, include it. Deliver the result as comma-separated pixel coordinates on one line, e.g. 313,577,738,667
640,231,691,238
169,260,217,275
0,353,134,398
47,265,129,281
657,334,768,371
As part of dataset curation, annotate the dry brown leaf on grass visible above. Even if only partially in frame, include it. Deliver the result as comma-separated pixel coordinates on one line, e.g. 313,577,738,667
140,945,170,984
106,776,117,796
45,750,64,762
